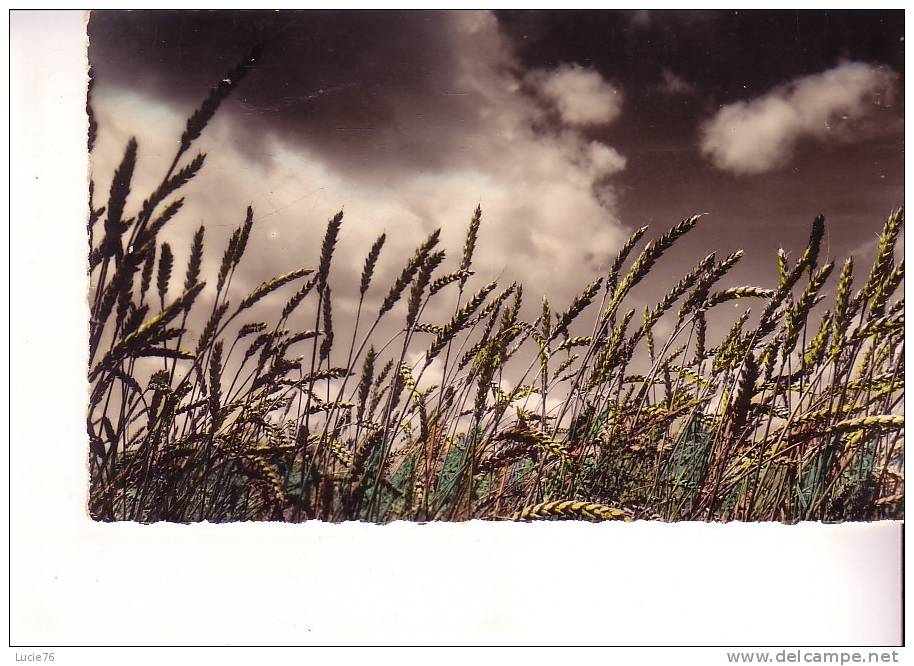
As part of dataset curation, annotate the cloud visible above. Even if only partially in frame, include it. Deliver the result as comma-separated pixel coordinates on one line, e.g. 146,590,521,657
89,11,630,351
584,141,627,180
659,69,695,95
527,64,623,127
700,61,899,175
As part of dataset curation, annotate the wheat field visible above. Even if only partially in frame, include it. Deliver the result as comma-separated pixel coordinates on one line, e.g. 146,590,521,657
87,47,904,524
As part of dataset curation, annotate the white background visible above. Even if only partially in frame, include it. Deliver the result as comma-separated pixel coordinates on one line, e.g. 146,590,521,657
7,8,906,658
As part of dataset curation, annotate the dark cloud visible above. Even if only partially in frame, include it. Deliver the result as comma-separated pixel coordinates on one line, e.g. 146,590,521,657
89,10,903,183
497,10,904,99
492,9,903,291
89,10,637,315
87,10,904,357
89,11,511,178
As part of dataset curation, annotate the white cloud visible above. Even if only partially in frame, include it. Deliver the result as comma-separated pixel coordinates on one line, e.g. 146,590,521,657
527,64,623,127
700,62,898,175
585,141,627,180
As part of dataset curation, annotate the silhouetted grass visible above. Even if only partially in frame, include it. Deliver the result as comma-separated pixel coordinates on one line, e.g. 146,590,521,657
87,51,903,523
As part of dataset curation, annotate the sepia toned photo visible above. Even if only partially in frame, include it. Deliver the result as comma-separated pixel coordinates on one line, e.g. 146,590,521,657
85,9,903,524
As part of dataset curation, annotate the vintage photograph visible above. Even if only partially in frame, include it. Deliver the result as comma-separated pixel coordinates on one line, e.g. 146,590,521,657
85,9,904,524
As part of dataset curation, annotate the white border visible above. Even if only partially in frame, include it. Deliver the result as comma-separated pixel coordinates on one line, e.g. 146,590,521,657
7,9,905,651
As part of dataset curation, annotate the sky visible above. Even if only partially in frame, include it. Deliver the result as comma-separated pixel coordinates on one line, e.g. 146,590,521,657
86,9,904,358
